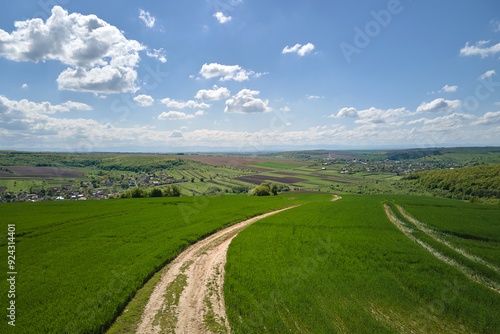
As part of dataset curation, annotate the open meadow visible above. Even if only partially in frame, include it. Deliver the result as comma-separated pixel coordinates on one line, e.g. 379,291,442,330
225,195,500,333
0,193,328,333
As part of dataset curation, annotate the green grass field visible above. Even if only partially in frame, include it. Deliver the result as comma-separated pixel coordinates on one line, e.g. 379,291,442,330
0,193,329,333
245,162,304,170
224,195,500,333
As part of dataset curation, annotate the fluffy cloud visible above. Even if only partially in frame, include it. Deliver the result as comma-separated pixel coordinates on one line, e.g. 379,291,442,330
158,110,206,120
160,98,210,109
440,84,458,93
60,101,93,111
0,6,144,93
224,89,272,114
472,111,500,126
480,70,496,80
195,85,230,101
158,111,195,120
22,84,28,89
195,110,206,116
57,66,139,94
213,12,232,24
282,43,315,56
408,113,474,132
0,95,92,116
330,106,408,124
0,95,93,135
416,98,462,113
134,94,154,107
355,107,408,125
146,48,166,63
460,40,500,58
170,130,183,138
139,10,155,28
330,107,358,118
199,63,263,82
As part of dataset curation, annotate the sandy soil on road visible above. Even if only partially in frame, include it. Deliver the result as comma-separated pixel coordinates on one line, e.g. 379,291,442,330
136,206,298,334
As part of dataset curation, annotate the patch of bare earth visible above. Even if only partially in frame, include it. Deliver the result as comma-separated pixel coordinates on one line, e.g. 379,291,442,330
136,206,298,334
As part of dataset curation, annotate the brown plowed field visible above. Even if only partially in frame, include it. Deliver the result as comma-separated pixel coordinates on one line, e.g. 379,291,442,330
0,166,83,178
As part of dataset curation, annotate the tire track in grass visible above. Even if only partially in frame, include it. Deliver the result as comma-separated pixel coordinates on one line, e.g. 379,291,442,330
396,204,500,274
136,206,300,334
384,204,500,294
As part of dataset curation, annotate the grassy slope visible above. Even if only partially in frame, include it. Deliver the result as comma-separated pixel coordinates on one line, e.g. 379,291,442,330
225,195,500,333
0,193,329,333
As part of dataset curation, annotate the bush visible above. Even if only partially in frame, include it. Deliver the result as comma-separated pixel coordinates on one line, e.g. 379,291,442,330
204,186,222,196
150,188,163,197
231,186,250,194
253,183,271,196
131,187,145,198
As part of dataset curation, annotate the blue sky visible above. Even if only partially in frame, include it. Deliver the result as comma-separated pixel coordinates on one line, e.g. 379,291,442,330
0,0,499,152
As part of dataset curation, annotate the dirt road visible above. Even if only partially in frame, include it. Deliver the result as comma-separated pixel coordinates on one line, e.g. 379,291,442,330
136,206,298,334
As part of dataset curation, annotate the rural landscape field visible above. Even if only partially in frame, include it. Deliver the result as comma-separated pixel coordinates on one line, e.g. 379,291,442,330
2,1,500,333
1,148,499,333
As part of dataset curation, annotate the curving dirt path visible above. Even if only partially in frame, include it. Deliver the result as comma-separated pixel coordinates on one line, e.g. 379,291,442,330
136,206,298,334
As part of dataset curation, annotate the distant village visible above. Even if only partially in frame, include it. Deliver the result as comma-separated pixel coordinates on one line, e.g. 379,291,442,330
0,172,186,203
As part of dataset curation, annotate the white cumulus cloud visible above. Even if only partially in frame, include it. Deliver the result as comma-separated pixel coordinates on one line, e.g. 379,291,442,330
213,12,232,24
330,107,359,118
224,89,272,114
282,43,315,56
146,48,167,63
460,40,500,58
440,84,458,93
0,6,145,93
158,111,195,120
199,63,263,82
472,111,500,126
160,98,210,109
139,10,155,28
480,70,496,80
134,95,154,107
195,85,230,101
416,98,462,113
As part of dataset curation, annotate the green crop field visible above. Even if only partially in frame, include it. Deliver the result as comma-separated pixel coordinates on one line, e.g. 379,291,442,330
224,195,500,333
0,193,329,333
245,162,304,170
